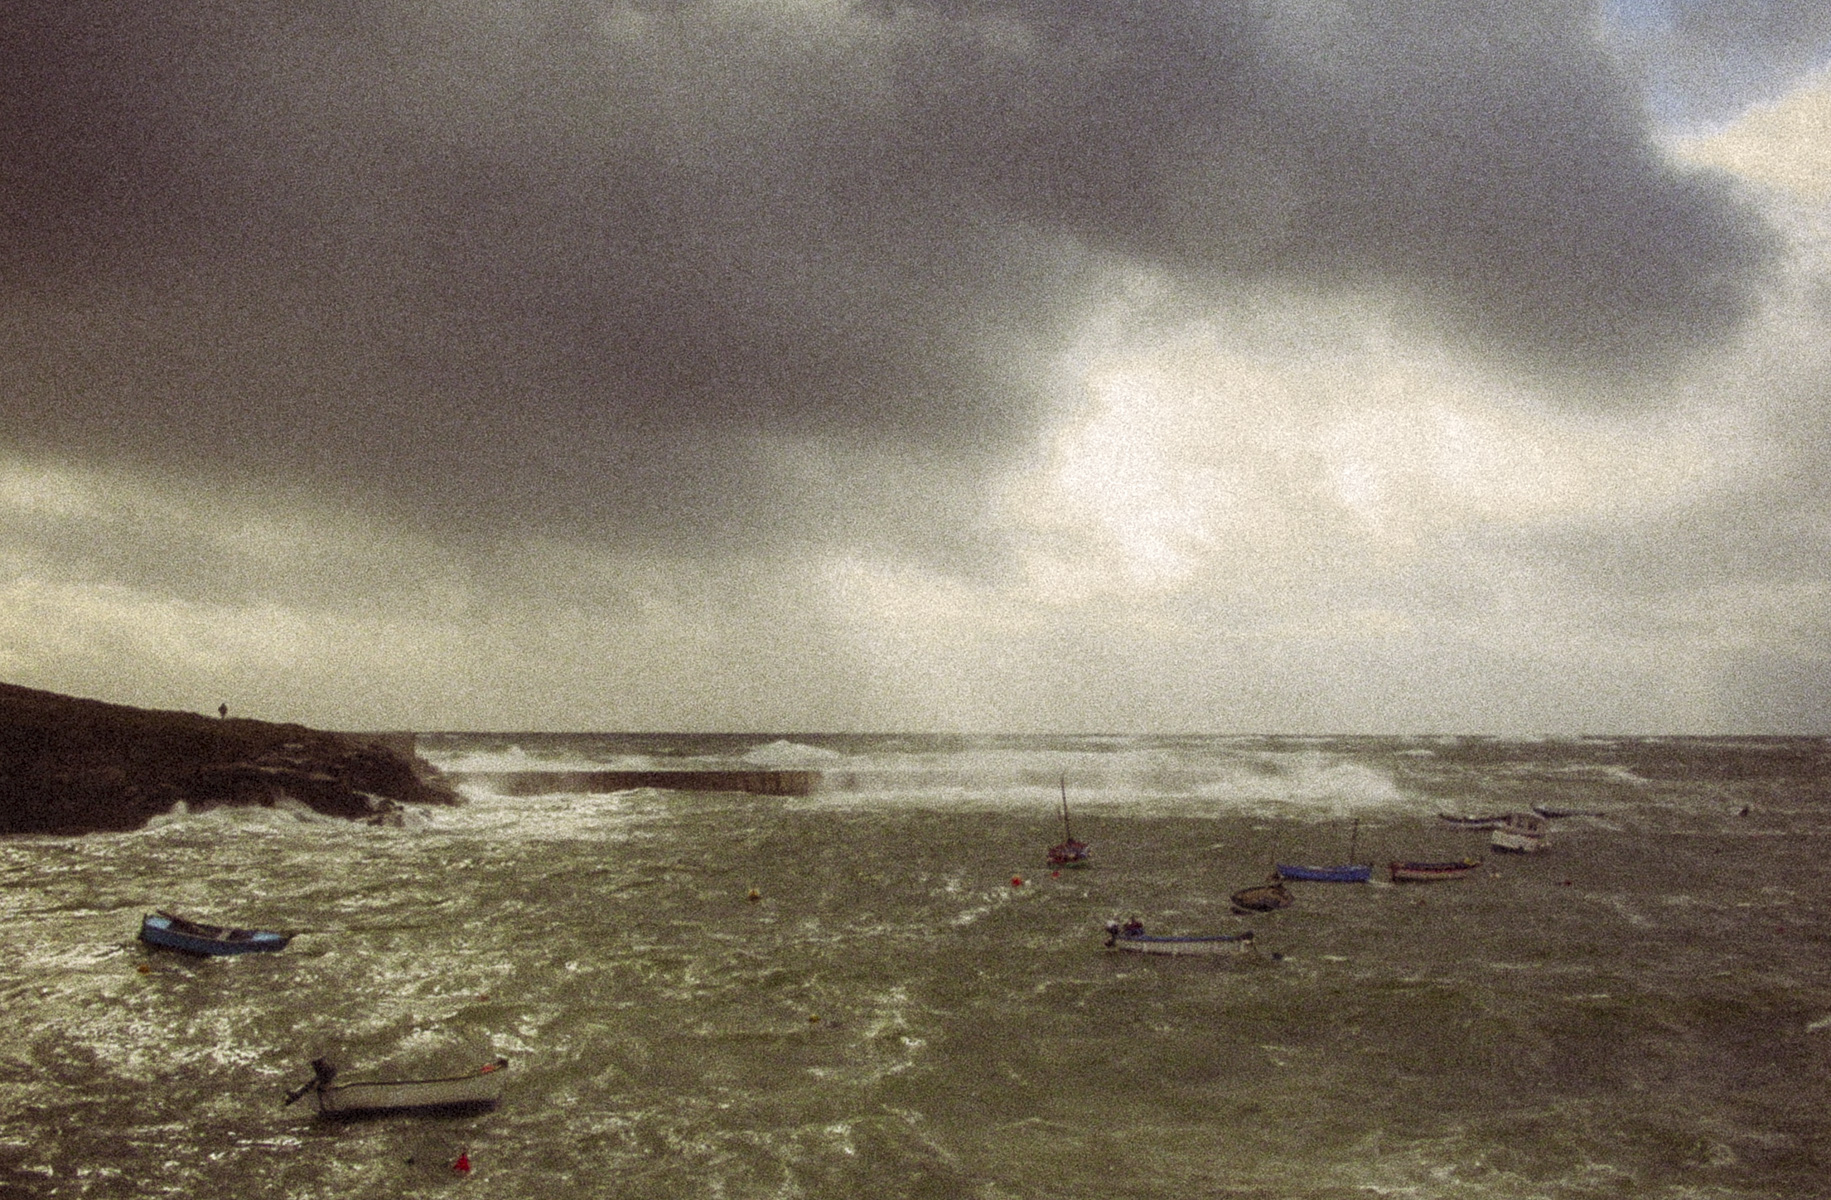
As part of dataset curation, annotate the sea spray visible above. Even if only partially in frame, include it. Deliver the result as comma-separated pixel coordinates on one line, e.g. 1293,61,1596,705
0,734,1824,1198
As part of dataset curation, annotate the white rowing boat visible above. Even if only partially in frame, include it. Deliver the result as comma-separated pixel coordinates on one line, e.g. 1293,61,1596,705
287,1057,508,1119
1490,813,1549,853
1103,922,1256,957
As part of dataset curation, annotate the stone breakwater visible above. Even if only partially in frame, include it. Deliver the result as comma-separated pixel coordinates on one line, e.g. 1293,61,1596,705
0,682,458,835
445,769,818,796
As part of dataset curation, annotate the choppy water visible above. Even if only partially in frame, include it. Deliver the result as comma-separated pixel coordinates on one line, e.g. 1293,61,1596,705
2,735,1828,1198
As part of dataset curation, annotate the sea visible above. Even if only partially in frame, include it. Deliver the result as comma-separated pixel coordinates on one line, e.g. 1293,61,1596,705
1,734,1827,1199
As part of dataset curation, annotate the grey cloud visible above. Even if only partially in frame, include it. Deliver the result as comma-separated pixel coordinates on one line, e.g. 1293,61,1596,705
1613,0,1831,124
1,0,1783,554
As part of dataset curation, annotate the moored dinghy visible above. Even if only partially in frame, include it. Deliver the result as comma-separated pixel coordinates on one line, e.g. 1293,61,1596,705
1273,863,1373,883
1388,857,1483,882
1437,812,1511,829
1531,804,1603,819
286,1057,509,1120
1046,775,1090,868
1103,920,1256,957
139,911,292,956
1230,882,1294,913
1490,813,1549,853
1274,818,1371,882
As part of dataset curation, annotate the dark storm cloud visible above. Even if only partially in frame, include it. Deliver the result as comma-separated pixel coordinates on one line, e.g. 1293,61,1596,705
0,0,1780,549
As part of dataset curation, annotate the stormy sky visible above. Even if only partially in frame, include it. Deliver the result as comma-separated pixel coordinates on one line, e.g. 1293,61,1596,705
3,0,1829,732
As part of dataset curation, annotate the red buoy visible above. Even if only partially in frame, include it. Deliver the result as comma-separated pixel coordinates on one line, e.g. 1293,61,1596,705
453,1151,471,1175
1011,876,1023,887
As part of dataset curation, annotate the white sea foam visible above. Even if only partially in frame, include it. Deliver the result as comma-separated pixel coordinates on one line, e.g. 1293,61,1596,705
4,732,1826,1200
784,742,1421,820
742,739,844,766
432,743,616,773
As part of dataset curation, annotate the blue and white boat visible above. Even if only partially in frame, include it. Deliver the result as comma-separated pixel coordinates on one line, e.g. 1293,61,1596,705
138,912,292,956
1273,863,1372,883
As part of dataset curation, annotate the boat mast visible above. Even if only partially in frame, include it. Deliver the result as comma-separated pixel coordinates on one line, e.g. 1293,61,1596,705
1060,775,1073,842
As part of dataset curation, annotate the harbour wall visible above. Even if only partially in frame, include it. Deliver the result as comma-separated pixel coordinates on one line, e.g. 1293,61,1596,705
447,770,818,797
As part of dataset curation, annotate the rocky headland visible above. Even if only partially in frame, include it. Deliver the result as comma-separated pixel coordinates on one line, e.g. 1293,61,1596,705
0,682,459,835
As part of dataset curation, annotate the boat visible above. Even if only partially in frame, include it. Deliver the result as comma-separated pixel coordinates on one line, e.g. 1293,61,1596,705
1437,812,1510,829
1388,857,1482,882
1490,813,1549,853
1273,819,1371,882
1103,921,1256,957
1046,775,1090,868
1273,863,1373,882
138,911,292,956
285,1057,509,1120
1229,882,1294,913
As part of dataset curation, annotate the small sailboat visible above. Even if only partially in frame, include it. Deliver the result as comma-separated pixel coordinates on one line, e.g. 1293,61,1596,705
1273,863,1373,883
1274,819,1371,882
1046,776,1090,868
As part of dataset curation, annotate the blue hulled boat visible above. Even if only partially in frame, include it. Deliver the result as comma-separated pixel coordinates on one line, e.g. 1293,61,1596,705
1273,863,1372,883
1274,819,1372,882
139,912,292,956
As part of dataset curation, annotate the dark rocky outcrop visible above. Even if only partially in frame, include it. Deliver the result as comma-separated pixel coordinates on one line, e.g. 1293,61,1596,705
0,682,459,835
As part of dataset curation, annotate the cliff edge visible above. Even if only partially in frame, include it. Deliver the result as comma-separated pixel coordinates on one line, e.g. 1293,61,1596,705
0,682,459,835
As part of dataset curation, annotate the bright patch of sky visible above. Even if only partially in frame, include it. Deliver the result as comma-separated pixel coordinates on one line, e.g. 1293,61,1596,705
1671,67,1831,198
1603,0,1831,133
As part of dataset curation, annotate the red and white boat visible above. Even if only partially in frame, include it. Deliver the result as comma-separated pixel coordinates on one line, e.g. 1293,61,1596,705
1387,857,1483,882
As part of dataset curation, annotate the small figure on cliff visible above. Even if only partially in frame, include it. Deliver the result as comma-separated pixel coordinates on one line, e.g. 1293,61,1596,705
218,703,228,719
